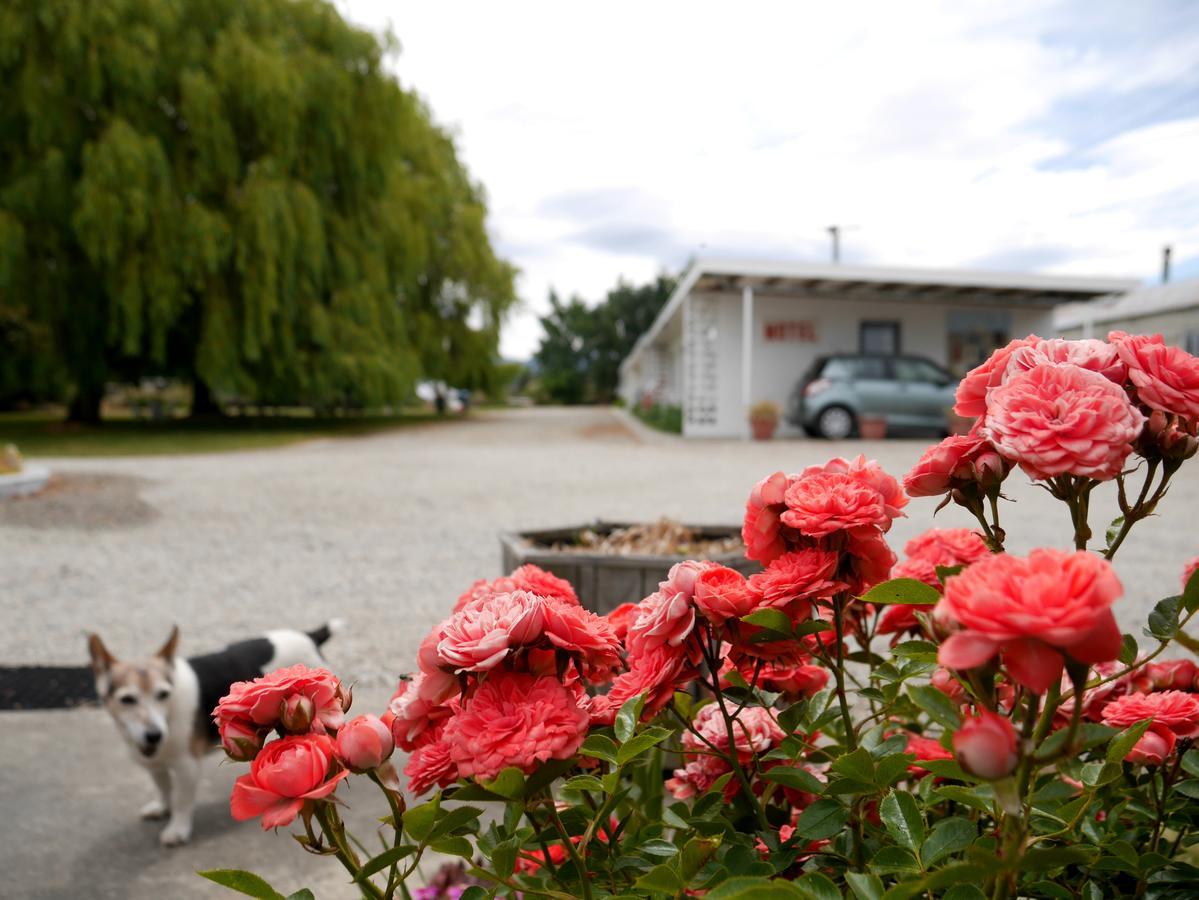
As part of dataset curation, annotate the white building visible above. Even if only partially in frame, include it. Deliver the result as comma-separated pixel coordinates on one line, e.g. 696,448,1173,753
618,257,1135,439
1055,277,1199,354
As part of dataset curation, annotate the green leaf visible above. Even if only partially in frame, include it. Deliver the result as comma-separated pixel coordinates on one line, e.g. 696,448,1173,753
490,839,518,879
935,564,965,585
918,759,977,783
681,835,722,880
579,734,619,764
196,870,284,900
353,845,418,883
429,836,473,858
795,872,841,900
922,817,974,865
1182,749,1199,778
861,577,941,607
795,799,849,840
563,774,606,794
941,888,987,900
1106,720,1152,764
763,765,826,794
634,863,685,894
1119,633,1139,665
1183,567,1199,613
845,871,885,900
402,796,441,843
742,608,794,636
428,805,483,840
868,847,920,875
909,685,962,730
891,640,939,659
1021,846,1097,872
1105,515,1125,550
707,877,808,899
880,791,925,852
934,785,993,814
283,893,315,900
481,767,526,800
457,888,490,900
795,619,834,635
617,726,673,765
1146,595,1183,641
1172,779,1199,799
778,702,808,735
831,747,876,785
615,692,647,743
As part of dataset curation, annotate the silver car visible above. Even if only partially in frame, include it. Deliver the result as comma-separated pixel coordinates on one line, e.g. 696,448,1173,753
788,354,958,439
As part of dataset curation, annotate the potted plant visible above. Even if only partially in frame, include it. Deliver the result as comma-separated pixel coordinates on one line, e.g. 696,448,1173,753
748,400,779,440
859,412,888,439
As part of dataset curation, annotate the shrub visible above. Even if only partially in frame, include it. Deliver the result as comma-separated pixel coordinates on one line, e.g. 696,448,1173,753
205,332,1199,899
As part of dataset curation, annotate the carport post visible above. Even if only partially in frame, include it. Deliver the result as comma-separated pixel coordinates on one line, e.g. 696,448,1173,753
742,284,754,438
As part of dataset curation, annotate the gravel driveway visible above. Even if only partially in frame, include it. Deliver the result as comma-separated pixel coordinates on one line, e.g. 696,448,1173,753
2,405,1197,897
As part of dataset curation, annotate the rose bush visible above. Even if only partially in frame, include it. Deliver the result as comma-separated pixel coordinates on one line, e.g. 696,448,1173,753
203,333,1199,900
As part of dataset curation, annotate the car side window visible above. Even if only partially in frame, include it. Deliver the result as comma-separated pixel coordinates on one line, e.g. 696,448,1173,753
894,358,949,384
850,357,889,379
821,359,854,379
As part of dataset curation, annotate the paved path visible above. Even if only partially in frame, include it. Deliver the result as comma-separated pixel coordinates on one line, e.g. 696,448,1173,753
2,406,1197,897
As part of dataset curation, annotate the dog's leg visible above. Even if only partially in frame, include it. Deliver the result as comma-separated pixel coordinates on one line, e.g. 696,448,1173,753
141,768,171,820
159,757,199,847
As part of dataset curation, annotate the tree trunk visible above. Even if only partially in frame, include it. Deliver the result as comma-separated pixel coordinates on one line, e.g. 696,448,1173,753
190,378,221,418
66,383,103,424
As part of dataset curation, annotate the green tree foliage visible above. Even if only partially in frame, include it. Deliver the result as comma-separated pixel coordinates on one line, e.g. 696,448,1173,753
0,0,515,420
534,274,675,404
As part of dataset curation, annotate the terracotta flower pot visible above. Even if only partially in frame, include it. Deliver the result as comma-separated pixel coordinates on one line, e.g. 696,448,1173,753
750,418,778,441
859,416,887,440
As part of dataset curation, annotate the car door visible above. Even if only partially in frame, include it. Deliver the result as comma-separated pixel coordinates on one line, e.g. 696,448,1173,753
849,356,895,418
892,357,955,429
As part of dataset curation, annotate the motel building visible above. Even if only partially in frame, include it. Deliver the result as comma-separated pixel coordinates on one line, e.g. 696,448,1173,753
618,257,1136,439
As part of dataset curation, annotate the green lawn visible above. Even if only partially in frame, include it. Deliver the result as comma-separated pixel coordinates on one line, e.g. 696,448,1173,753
0,409,443,457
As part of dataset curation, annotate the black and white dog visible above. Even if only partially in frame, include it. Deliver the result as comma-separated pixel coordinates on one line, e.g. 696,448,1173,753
87,622,343,846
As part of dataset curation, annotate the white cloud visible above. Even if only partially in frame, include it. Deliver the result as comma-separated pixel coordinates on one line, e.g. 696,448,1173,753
339,0,1199,359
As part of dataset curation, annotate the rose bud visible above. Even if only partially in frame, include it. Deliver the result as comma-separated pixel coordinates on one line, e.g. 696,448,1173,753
1125,724,1176,766
221,719,265,761
953,709,1017,780
336,714,395,772
280,694,316,733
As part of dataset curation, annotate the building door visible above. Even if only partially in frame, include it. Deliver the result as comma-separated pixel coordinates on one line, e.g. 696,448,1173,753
861,321,901,355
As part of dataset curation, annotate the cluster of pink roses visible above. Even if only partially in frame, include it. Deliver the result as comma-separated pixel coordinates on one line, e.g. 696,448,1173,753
213,665,396,828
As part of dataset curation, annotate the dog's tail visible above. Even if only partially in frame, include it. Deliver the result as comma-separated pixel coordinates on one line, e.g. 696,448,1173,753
307,618,348,647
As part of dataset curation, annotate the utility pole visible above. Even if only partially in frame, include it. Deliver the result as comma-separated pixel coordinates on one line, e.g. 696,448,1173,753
1163,245,1172,284
828,226,840,264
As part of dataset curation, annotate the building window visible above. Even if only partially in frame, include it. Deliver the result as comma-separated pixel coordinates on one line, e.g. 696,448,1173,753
860,321,901,355
947,309,1011,377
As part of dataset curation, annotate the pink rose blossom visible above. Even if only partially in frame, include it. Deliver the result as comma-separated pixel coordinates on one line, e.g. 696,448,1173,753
404,738,458,796
592,644,697,725
1102,690,1199,739
903,432,1009,497
747,549,845,617
1130,659,1199,694
1111,331,1199,421
509,564,580,606
335,714,394,772
937,549,1124,693
781,472,888,537
905,529,991,567
742,472,792,564
626,589,696,657
693,564,756,625
843,530,897,595
1184,558,1199,591
982,364,1145,481
1123,724,1177,766
444,671,588,780
661,559,720,599
385,675,457,752
1005,338,1126,384
214,664,347,740
437,590,545,673
229,734,349,829
542,598,622,678
954,336,1040,417
800,455,909,524
904,732,954,775
604,602,641,642
953,709,1018,780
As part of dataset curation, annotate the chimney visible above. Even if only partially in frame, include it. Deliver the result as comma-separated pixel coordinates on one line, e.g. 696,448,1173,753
1163,245,1172,284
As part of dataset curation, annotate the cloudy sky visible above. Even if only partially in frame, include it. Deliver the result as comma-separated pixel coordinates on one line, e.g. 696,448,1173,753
339,0,1199,359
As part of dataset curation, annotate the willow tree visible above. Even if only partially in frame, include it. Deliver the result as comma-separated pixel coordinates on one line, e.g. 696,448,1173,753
0,0,515,421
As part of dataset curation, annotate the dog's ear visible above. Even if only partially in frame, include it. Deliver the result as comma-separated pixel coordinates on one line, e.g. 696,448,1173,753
87,633,115,675
156,625,180,663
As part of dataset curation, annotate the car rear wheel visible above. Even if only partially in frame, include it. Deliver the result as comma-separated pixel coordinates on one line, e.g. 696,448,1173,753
816,405,856,440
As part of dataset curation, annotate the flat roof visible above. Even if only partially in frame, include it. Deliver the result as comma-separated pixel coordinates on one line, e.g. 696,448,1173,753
1054,277,1199,330
622,257,1138,372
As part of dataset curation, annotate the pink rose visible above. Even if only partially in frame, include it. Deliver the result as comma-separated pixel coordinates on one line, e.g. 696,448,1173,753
889,557,941,591
954,336,1040,417
1123,724,1176,766
781,472,888,537
904,732,954,775
214,664,347,739
335,714,394,773
982,364,1145,481
220,718,266,762
437,590,545,673
1111,331,1199,421
937,549,1124,693
953,709,1018,780
661,559,720,599
800,455,909,524
688,703,785,758
542,598,622,678
1102,690,1199,739
747,549,845,617
904,529,991,567
1005,338,1126,384
1185,558,1199,592
931,667,967,704
604,602,641,642
444,671,588,780
509,564,580,606
843,530,897,595
904,432,1009,498
593,644,698,725
626,589,696,657
385,675,457,752
229,734,349,829
404,738,458,796
692,564,756,625
1131,659,1199,693
742,472,792,564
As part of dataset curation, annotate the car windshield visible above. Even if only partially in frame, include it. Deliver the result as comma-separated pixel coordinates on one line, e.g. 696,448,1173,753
823,357,888,379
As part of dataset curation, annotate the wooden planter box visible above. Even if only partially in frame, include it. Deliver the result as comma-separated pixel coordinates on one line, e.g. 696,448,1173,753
499,522,759,614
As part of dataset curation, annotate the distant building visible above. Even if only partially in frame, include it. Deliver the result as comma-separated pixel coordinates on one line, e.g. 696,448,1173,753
1055,278,1199,354
618,257,1134,439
